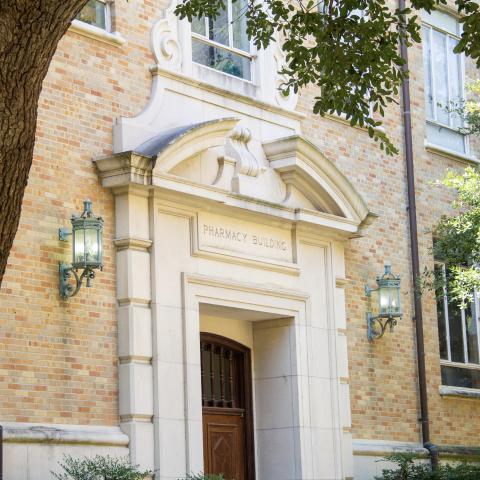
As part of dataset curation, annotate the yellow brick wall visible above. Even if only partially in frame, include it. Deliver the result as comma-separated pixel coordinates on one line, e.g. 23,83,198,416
0,0,156,425
297,1,480,448
1,0,479,449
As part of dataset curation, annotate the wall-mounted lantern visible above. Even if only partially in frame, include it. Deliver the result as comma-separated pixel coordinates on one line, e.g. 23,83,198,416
58,200,104,299
365,263,402,341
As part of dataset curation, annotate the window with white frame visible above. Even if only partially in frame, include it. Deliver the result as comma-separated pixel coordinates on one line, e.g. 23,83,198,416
422,10,467,154
190,0,252,81
77,0,111,31
435,263,480,389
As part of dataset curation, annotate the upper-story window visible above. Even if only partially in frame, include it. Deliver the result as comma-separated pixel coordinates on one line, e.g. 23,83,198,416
77,0,111,31
435,262,480,389
191,0,252,81
422,10,467,155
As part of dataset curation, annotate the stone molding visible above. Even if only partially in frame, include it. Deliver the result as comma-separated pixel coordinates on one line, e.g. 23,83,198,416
114,237,153,252
69,20,126,47
152,66,306,123
264,135,370,223
424,140,479,165
1,422,129,446
353,438,480,460
94,152,154,188
353,439,427,457
335,276,350,288
439,385,480,399
96,122,370,237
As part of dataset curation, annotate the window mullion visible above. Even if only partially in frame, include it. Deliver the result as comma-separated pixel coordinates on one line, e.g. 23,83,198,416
105,1,111,33
227,0,233,48
462,308,469,364
446,34,452,127
443,265,452,361
475,290,480,364
429,27,437,122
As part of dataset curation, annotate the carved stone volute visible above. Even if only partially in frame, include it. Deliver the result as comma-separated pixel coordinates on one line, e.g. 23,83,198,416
226,126,261,177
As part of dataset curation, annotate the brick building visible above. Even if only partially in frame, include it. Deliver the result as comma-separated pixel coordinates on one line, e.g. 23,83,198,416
1,0,479,479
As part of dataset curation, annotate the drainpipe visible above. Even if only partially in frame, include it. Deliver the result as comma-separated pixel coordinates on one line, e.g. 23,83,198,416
398,0,439,469
0,425,3,480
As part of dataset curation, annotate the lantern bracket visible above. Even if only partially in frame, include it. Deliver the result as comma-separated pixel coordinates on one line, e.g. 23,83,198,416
58,228,71,242
59,262,97,299
366,312,399,341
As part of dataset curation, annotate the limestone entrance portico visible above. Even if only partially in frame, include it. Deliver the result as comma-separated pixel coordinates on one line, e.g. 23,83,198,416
95,115,369,479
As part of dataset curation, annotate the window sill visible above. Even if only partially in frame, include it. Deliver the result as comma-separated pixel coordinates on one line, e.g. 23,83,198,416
150,65,305,122
424,141,478,165
69,19,126,47
439,385,480,399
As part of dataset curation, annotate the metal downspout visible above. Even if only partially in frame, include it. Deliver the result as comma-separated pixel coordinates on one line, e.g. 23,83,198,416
0,424,3,480
398,0,439,469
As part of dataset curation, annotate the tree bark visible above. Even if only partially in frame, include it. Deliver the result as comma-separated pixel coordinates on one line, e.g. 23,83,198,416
0,0,88,286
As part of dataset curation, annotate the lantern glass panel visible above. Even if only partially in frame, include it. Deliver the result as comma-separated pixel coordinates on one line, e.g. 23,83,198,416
378,284,401,315
85,227,100,264
73,226,85,265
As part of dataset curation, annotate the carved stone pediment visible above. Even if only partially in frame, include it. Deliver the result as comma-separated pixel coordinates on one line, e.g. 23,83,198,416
95,118,369,231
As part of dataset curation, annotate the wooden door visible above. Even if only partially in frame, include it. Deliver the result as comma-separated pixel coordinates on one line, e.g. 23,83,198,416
200,333,254,480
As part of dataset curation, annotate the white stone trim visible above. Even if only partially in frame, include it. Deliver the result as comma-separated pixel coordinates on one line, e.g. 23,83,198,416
151,66,304,123
69,20,126,47
264,135,370,224
353,438,427,457
114,237,153,251
1,422,129,446
439,385,480,398
425,140,478,165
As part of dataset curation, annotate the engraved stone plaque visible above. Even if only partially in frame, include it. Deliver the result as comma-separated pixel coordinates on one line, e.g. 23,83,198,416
197,212,293,264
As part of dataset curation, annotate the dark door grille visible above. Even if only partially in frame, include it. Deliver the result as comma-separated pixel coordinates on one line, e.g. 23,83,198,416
201,340,243,408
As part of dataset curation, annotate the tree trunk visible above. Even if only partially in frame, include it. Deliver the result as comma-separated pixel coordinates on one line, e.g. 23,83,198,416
0,0,88,286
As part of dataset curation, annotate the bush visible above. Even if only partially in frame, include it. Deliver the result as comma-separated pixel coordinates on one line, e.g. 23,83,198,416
376,453,480,480
52,454,152,480
180,474,224,480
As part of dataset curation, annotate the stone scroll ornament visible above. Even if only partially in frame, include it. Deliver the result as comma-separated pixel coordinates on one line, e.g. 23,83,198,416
226,126,263,177
151,1,182,71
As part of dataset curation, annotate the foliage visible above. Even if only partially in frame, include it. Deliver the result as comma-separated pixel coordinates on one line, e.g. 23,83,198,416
375,452,480,480
180,474,224,480
175,0,480,155
448,81,480,137
425,167,480,307
51,455,152,480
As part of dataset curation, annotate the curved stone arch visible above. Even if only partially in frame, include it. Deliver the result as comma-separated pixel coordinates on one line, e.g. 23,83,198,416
264,135,369,223
135,117,239,174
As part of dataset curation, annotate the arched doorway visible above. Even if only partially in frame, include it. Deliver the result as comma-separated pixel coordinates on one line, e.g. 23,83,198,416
200,333,255,480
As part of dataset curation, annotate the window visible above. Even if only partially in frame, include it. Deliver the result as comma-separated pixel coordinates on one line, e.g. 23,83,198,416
422,10,467,154
191,0,252,81
435,263,480,389
77,0,111,31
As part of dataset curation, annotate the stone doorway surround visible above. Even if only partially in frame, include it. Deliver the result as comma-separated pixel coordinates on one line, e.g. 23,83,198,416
94,115,370,479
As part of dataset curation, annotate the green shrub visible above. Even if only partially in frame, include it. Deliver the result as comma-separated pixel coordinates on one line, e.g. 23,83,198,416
375,452,480,480
180,474,224,480
52,454,152,480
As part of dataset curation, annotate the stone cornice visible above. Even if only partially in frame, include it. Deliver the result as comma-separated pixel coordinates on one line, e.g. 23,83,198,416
114,237,153,251
264,135,370,224
94,151,154,188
